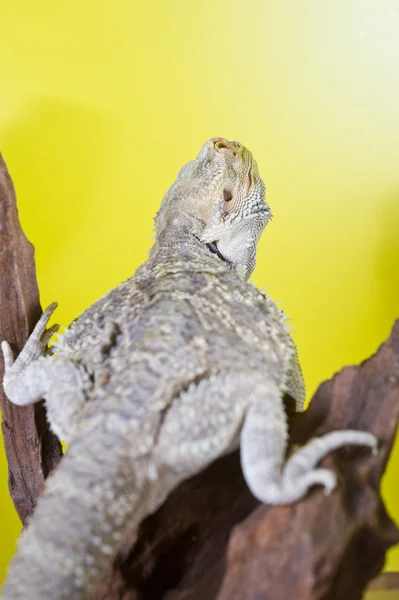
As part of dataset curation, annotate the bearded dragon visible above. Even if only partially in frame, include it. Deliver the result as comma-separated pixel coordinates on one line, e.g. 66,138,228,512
1,137,376,599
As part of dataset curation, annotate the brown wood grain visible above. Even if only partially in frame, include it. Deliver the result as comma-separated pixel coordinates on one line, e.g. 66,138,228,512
368,573,399,590
94,323,399,600
0,155,62,524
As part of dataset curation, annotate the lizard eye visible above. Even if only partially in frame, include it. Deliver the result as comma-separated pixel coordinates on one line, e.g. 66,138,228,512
223,189,233,202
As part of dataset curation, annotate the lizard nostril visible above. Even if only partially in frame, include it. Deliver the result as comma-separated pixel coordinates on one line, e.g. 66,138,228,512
215,141,228,151
214,140,236,156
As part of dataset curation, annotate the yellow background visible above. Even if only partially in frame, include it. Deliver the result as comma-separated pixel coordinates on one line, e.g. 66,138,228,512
0,0,398,582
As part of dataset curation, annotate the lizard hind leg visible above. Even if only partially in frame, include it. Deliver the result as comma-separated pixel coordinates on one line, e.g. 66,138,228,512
153,373,259,488
240,380,377,505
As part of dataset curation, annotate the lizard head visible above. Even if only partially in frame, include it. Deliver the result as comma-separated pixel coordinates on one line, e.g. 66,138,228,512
155,137,272,280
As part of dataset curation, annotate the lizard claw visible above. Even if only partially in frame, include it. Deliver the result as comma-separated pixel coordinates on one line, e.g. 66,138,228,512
4,303,59,376
42,324,60,349
1,341,14,372
283,467,337,497
2,303,59,406
280,430,378,501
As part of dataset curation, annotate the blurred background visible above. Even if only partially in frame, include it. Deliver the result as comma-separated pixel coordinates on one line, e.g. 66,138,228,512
0,0,398,582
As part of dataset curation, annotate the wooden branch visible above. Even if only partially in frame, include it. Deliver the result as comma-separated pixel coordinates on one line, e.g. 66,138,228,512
0,155,62,524
215,328,399,600
1,155,398,598
95,332,399,599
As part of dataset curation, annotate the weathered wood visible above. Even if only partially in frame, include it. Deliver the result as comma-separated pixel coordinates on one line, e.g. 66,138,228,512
96,324,399,600
367,572,399,590
0,155,62,524
216,326,399,600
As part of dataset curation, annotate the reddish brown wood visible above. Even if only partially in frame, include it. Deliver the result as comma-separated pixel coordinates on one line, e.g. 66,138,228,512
95,325,399,600
367,572,399,590
0,155,62,524
214,328,399,600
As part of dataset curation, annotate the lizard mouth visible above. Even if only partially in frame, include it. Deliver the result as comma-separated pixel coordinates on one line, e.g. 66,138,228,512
206,241,231,266
193,233,232,267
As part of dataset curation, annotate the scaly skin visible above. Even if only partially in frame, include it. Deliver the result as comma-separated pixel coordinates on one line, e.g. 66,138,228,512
1,138,377,599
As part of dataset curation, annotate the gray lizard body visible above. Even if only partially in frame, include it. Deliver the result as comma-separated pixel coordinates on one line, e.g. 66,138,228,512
1,137,376,598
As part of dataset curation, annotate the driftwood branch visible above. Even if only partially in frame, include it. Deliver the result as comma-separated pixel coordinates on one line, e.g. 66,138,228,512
0,154,398,599
95,323,399,600
0,155,62,523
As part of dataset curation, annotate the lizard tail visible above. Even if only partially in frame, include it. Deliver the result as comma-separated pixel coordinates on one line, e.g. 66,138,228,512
1,412,155,599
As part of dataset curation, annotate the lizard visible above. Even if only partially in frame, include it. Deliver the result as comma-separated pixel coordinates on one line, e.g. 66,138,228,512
1,137,377,599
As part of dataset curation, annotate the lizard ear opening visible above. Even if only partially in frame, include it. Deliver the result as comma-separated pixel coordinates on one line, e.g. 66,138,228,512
223,189,233,202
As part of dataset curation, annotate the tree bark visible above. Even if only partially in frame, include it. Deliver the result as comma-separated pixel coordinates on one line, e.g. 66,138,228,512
0,154,398,599
95,322,399,600
0,155,62,524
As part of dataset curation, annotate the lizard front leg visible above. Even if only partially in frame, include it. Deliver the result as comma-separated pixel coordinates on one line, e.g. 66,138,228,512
2,303,91,442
